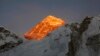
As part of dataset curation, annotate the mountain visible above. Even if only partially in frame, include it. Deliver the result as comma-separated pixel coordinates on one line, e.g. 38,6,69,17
0,15,100,56
66,15,100,56
0,27,23,53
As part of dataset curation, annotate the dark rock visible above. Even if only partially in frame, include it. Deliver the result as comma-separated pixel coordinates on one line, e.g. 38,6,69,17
0,27,5,32
67,31,82,56
0,27,23,53
86,34,100,56
66,16,92,56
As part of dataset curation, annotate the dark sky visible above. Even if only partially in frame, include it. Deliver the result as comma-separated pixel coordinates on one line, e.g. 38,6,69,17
0,0,100,36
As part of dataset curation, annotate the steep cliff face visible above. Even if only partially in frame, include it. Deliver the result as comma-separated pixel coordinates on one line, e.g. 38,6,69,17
85,16,100,56
0,27,23,53
66,16,100,56
66,17,92,56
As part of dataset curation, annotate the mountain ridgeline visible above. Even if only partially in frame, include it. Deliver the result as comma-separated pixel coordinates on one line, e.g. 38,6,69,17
0,27,23,53
66,16,100,56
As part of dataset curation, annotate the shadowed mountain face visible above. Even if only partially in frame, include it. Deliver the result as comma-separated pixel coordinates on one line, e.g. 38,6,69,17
0,27,23,53
66,17,92,56
66,16,100,56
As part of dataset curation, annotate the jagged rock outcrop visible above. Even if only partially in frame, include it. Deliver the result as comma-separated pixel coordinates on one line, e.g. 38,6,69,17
78,17,92,34
66,17,92,56
84,15,100,56
0,27,23,53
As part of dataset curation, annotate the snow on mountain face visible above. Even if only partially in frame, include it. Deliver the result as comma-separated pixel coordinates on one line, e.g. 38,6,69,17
0,27,23,53
66,16,100,56
84,16,100,56
0,15,100,56
80,16,100,56
85,16,100,36
42,25,71,56
0,24,71,56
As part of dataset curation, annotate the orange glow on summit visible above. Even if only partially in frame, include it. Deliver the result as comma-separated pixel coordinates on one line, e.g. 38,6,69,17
24,15,65,40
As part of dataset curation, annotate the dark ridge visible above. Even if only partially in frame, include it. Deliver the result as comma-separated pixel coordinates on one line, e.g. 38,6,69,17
78,16,93,34
66,16,93,56
0,27,23,53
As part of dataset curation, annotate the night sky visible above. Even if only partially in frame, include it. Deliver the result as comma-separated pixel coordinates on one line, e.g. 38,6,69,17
0,0,100,36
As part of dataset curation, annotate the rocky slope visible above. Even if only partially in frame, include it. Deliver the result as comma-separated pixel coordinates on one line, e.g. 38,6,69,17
66,15,100,56
0,27,23,53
